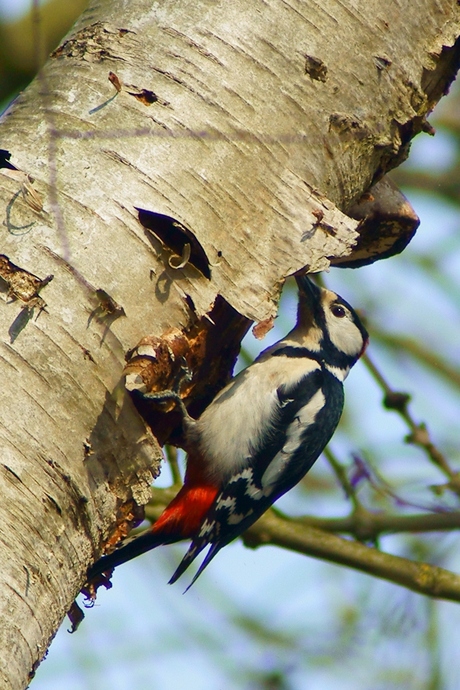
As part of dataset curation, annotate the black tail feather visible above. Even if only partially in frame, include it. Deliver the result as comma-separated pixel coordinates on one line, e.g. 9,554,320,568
87,528,179,581
168,541,222,590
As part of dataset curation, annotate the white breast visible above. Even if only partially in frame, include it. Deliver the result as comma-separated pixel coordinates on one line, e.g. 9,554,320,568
195,352,320,482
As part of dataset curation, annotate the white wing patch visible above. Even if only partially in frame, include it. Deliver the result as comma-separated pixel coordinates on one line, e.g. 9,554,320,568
261,388,325,489
227,509,254,525
198,519,216,538
228,467,265,500
216,496,237,511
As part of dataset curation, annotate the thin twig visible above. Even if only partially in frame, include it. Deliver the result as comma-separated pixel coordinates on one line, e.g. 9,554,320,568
323,447,379,542
363,352,458,486
324,447,360,508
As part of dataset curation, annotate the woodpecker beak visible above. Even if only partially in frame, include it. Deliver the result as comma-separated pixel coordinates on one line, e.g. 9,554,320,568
295,274,321,306
294,274,322,329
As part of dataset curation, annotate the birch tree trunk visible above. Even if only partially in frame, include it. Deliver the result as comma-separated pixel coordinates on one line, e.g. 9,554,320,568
0,0,458,687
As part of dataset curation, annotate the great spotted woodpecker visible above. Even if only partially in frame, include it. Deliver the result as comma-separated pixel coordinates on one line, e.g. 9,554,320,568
87,275,368,589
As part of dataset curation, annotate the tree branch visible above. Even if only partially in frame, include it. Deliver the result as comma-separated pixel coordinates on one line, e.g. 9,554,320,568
243,511,460,604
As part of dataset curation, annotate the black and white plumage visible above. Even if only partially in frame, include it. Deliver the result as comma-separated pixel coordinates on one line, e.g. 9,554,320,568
87,275,368,589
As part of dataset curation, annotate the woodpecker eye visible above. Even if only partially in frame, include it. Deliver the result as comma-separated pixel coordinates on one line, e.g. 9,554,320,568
331,304,347,318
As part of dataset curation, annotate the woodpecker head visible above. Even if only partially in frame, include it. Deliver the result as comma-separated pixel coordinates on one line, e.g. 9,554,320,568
292,274,368,378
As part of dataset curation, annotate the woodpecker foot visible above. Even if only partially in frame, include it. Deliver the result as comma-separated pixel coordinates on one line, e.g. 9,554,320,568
142,355,193,420
143,389,190,421
170,356,193,394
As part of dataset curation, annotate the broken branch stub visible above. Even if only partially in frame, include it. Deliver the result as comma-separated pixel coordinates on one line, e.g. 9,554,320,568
335,178,420,268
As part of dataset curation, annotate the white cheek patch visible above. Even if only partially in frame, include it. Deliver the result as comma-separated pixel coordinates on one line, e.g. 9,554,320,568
325,310,363,357
261,389,325,489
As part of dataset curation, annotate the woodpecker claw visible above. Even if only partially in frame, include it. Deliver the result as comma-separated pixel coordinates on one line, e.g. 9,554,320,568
174,356,193,391
140,353,193,420
143,389,190,421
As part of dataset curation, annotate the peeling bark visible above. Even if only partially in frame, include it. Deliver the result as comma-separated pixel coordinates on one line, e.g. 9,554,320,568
0,0,459,686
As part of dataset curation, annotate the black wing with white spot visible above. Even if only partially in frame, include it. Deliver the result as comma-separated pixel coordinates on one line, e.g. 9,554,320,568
169,366,344,587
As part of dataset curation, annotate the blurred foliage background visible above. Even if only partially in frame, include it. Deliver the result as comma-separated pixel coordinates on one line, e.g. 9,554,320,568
2,2,460,689
0,0,88,110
